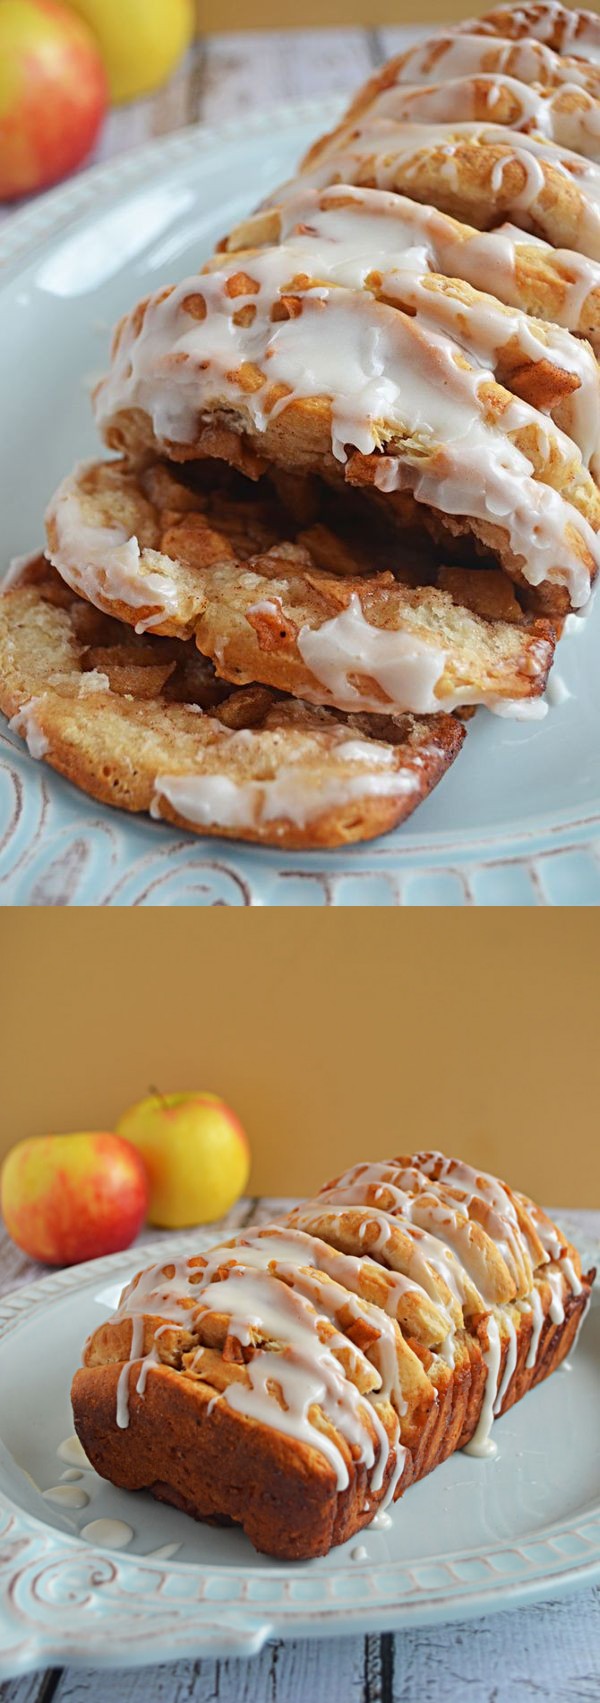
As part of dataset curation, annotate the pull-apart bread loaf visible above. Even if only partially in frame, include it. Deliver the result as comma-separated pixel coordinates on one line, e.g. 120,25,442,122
71,1151,594,1561
5,0,600,843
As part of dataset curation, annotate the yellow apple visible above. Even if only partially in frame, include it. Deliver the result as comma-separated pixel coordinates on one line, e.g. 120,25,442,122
116,1091,250,1227
0,0,108,200
65,0,195,104
0,1132,149,1265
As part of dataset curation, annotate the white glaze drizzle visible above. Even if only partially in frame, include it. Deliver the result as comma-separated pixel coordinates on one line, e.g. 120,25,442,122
314,1155,536,1302
45,469,185,630
42,1484,90,1509
361,73,600,165
150,746,416,834
80,1518,133,1548
297,594,448,713
8,698,49,760
296,1197,468,1321
96,238,600,609
290,118,600,262
454,4,600,69
226,1230,411,1411
269,184,600,465
372,31,600,96
191,1265,398,1496
569,1289,592,1356
523,1202,564,1258
116,1313,144,1429
57,1435,91,1468
463,1314,502,1457
113,1227,407,1507
561,1254,583,1295
493,1311,519,1414
546,1268,566,1324
400,1152,536,1266
244,183,599,346
524,1284,545,1368
298,1157,588,1455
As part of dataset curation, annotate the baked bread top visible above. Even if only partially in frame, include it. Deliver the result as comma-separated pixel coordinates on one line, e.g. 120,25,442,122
78,1149,592,1519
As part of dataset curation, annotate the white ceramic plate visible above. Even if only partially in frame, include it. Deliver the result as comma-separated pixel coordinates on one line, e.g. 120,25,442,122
0,1226,599,1679
2,104,600,906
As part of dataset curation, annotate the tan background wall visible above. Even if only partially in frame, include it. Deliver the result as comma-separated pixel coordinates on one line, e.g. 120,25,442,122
196,2,489,35
0,913,597,1207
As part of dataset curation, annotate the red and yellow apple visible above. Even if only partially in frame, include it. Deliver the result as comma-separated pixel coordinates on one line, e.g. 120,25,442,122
117,1091,251,1227
0,1132,148,1265
0,0,108,200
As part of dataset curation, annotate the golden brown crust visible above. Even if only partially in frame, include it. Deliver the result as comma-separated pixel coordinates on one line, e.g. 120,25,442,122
71,1360,396,1560
70,1159,595,1561
70,1281,592,1560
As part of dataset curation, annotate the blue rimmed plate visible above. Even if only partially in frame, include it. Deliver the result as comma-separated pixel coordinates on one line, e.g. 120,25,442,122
0,1225,599,1679
2,103,600,906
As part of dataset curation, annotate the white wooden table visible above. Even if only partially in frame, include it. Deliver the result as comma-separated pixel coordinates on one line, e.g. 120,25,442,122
0,1200,598,1702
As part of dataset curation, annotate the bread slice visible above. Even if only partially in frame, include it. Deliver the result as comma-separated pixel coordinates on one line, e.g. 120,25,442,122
222,185,600,465
343,30,600,118
71,1152,594,1561
453,3,600,64
295,118,600,259
94,248,600,614
45,458,556,715
0,557,464,849
340,74,600,165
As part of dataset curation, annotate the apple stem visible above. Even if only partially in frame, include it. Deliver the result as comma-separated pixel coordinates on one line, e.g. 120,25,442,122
148,1084,167,1106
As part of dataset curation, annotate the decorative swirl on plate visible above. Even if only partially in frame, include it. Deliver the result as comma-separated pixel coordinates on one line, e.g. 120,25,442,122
3,726,600,905
101,847,253,907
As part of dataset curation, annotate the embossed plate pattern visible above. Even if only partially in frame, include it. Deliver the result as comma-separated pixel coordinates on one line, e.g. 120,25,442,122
2,104,600,904
0,1229,598,1678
